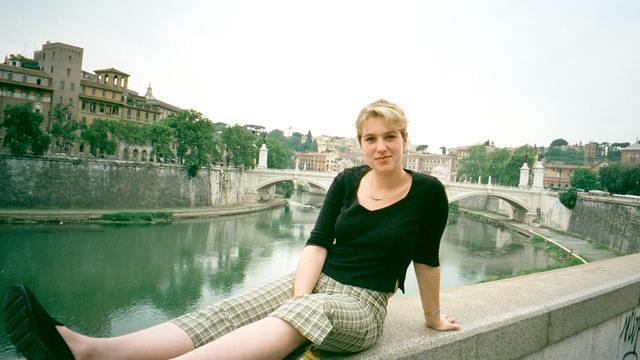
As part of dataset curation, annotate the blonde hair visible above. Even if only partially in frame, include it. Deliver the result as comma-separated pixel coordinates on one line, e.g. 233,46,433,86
355,99,408,144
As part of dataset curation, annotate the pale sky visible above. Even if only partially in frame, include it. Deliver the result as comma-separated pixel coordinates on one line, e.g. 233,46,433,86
2,0,639,151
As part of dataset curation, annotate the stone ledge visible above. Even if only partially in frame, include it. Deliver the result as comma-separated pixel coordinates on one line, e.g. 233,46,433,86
323,253,640,359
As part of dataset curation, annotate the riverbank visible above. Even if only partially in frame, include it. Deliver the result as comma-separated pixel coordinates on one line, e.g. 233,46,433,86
0,199,287,224
458,208,621,263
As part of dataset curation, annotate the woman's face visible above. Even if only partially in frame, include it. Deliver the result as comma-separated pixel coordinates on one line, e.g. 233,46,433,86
360,116,406,174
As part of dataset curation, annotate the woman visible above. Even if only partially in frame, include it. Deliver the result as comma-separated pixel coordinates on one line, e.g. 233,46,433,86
3,99,460,360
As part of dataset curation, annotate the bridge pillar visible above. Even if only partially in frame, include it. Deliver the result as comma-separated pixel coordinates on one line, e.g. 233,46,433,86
257,143,268,169
519,163,530,188
532,161,544,190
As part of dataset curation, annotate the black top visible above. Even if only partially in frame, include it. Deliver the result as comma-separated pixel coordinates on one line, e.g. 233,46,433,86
305,165,449,293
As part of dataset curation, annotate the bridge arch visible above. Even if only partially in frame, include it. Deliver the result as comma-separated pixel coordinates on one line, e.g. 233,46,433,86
255,176,330,193
448,191,531,214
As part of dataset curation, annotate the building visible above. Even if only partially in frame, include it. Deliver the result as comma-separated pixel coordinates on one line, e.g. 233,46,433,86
584,142,599,164
0,59,54,145
2,41,182,159
296,152,339,172
620,143,640,167
542,160,612,189
404,152,456,182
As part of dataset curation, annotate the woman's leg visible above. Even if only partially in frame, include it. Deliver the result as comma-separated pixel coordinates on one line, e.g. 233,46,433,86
173,316,307,360
57,322,193,360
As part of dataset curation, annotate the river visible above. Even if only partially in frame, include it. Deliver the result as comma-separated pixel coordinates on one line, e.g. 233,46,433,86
0,193,556,359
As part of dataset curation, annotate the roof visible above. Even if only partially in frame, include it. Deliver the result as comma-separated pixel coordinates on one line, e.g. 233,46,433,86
93,68,130,76
621,143,640,151
0,63,51,78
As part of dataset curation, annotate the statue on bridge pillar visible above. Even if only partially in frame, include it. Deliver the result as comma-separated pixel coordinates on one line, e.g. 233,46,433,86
519,163,530,188
257,143,268,169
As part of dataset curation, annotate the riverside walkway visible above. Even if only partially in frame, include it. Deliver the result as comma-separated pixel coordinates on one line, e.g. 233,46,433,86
0,199,287,223
459,208,620,262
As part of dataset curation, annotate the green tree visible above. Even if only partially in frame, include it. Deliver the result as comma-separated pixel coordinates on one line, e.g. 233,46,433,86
265,138,293,169
486,148,512,184
49,103,80,153
81,119,116,157
302,130,317,152
559,188,577,209
550,138,569,147
543,147,584,165
290,132,303,151
222,125,256,169
501,145,537,186
457,145,488,182
2,103,51,155
149,123,175,162
570,168,600,190
166,110,219,176
416,144,429,152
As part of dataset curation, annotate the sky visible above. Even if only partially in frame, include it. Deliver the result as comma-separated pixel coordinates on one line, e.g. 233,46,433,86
2,0,639,151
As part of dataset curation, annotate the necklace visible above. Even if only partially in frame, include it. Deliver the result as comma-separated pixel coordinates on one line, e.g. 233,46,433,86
369,177,387,201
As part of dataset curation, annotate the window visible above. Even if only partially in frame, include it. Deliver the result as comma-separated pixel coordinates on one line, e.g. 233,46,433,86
7,73,12,81
99,104,105,113
66,68,71,76
113,106,119,115
89,103,96,112
127,108,131,119
36,78,41,85
22,75,27,82
101,89,105,97
68,98,73,106
145,112,149,120
82,101,87,110
60,80,65,90
70,82,75,91
111,92,115,99
136,110,140,120
92,87,96,95
68,55,71,61
50,66,54,73
52,51,55,59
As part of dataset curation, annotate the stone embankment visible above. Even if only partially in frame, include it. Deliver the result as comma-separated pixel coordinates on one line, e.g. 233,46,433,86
0,200,287,224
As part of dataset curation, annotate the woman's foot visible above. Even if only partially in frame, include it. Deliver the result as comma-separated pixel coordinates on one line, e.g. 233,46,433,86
3,284,75,360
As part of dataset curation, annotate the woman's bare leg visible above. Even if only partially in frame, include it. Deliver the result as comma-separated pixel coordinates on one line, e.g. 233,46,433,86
57,322,194,360
173,316,307,360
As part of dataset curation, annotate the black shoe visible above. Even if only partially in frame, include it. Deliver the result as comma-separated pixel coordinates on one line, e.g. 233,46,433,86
3,284,75,360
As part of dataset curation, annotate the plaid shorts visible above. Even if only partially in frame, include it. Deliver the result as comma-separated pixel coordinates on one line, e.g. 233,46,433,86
172,272,392,353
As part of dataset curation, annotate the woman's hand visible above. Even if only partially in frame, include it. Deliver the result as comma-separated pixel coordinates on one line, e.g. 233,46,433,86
425,313,461,331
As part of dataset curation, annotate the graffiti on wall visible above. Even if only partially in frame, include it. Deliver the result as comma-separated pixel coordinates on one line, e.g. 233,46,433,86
619,299,640,360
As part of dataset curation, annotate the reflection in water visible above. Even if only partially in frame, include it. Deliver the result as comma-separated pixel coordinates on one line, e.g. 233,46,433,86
0,194,554,359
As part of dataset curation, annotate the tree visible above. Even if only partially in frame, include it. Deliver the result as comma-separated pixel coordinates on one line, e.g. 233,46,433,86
486,148,512,184
290,132,303,151
501,145,537,186
457,145,488,182
221,125,256,169
49,103,80,153
570,168,600,190
149,123,175,162
550,138,569,147
559,188,577,209
416,144,429,152
81,119,116,157
166,110,219,176
302,130,317,152
2,103,50,155
265,138,293,169
543,146,584,165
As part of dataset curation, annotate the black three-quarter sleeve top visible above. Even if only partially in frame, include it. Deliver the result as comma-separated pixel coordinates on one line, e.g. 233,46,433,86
305,165,449,293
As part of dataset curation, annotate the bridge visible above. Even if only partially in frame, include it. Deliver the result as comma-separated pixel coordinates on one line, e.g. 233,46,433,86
245,167,547,223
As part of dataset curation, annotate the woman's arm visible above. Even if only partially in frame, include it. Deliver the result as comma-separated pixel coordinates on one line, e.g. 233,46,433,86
414,263,461,331
293,245,328,297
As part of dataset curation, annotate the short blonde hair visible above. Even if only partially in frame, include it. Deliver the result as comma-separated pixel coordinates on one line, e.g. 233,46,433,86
355,99,408,144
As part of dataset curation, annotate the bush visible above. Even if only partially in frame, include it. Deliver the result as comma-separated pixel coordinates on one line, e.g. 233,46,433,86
559,188,577,209
99,211,172,222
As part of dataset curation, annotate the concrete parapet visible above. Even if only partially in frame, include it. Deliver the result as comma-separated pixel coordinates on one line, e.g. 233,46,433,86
325,253,640,359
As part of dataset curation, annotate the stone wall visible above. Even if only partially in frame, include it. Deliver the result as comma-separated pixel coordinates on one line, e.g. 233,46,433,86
0,155,246,209
456,193,639,254
567,196,640,254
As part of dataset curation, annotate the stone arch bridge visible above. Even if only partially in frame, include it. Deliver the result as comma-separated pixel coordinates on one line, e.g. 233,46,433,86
246,168,547,223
